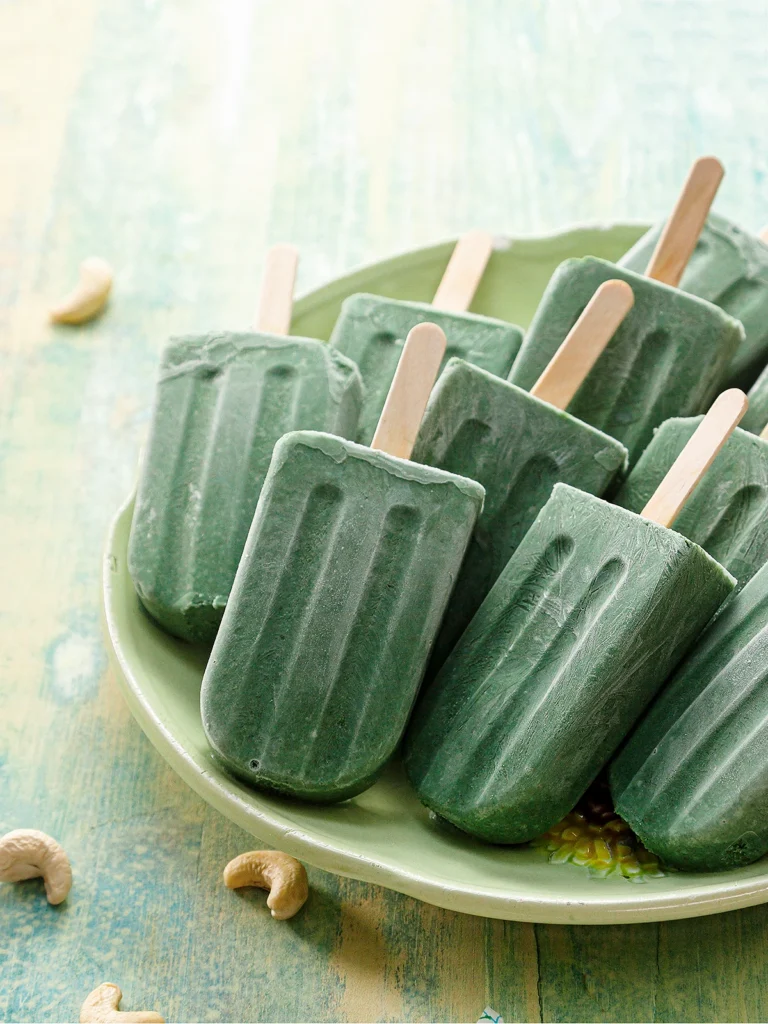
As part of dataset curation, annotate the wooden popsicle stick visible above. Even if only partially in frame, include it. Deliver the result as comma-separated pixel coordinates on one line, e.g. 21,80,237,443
253,244,299,335
760,421,768,440
371,323,447,460
758,225,768,243
641,388,748,528
431,230,494,312
530,279,635,410
644,157,725,287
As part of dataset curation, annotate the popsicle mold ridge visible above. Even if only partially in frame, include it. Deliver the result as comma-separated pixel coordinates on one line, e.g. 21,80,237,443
330,293,523,444
621,212,768,390
201,430,485,802
610,559,768,871
508,257,744,462
404,483,735,844
412,358,628,667
128,334,364,644
615,418,768,588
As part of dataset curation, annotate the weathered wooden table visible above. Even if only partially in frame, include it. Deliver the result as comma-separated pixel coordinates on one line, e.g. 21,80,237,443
3,2,768,1020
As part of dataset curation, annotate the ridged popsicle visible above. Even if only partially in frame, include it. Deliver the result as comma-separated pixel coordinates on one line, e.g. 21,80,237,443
330,232,523,444
742,363,768,435
620,212,768,390
332,295,522,445
614,419,768,587
507,257,743,463
412,359,627,667
610,559,768,871
404,483,734,844
128,332,362,643
201,323,486,802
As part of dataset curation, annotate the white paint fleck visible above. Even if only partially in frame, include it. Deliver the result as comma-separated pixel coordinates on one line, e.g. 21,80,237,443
48,631,103,702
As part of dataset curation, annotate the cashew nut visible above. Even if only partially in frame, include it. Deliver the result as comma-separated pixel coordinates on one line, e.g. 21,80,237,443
223,850,308,919
80,984,164,1023
50,256,113,324
0,829,72,905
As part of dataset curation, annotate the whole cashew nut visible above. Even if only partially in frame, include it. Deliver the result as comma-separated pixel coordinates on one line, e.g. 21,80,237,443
224,850,308,920
80,983,164,1023
50,257,113,324
0,829,72,905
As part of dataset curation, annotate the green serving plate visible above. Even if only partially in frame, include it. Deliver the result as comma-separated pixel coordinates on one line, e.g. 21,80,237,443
103,225,768,924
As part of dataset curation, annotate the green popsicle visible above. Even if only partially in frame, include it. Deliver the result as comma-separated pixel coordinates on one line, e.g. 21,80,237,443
405,391,744,844
620,213,768,390
742,362,768,435
128,246,363,644
201,323,485,803
330,231,523,444
614,418,768,587
413,279,631,669
610,558,768,871
508,158,743,463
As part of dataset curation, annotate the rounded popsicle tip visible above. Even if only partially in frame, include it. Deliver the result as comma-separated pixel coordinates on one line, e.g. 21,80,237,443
595,278,635,312
268,241,300,261
711,387,749,422
692,154,725,182
370,321,447,459
640,386,748,528
407,320,448,354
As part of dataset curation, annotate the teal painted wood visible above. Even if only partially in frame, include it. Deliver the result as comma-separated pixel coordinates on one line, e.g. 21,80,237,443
3,0,768,1021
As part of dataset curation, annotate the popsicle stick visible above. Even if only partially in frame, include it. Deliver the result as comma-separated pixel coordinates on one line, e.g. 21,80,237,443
253,244,299,335
530,279,635,410
431,230,494,313
371,323,447,460
644,157,725,287
641,388,748,528
758,225,768,243
760,422,768,440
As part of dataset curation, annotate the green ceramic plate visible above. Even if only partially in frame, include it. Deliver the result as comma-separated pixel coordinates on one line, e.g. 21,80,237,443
103,225,768,924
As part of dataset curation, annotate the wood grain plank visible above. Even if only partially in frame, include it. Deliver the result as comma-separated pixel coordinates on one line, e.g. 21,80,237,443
535,923,659,1023
2,0,768,1021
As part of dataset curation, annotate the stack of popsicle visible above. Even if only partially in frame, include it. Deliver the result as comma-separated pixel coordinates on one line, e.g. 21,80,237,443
125,154,768,876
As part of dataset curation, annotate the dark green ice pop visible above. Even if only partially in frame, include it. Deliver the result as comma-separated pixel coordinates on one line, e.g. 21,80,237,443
413,278,632,667
330,232,523,444
201,324,486,802
129,332,363,644
404,484,734,844
614,418,768,588
405,389,747,843
610,558,768,871
620,213,768,390
508,257,743,463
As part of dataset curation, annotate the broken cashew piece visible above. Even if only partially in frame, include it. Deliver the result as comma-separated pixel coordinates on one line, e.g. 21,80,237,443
224,850,309,920
50,256,113,324
0,829,72,905
80,983,164,1023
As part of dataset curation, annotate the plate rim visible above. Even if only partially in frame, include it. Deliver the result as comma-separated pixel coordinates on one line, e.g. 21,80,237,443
103,226,768,924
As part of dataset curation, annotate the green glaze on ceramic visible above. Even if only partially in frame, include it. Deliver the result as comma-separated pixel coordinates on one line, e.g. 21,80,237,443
743,363,768,434
508,257,744,463
329,293,523,444
404,484,734,845
620,213,768,390
412,358,628,669
611,560,768,872
107,229,768,924
200,430,484,803
127,332,362,644
614,419,768,588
